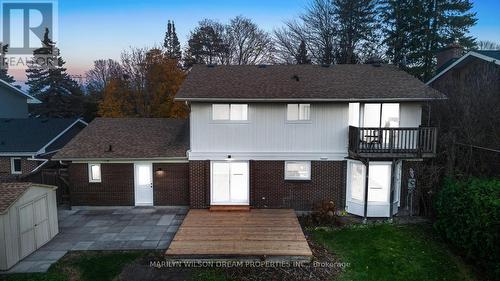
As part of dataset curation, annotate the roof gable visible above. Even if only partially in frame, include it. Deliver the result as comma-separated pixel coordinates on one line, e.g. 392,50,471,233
427,51,500,85
176,64,445,102
0,79,41,104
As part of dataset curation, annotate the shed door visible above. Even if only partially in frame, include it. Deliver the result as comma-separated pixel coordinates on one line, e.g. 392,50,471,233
33,196,50,248
19,203,35,259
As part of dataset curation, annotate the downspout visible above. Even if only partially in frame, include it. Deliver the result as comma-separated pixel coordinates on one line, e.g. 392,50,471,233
363,158,369,224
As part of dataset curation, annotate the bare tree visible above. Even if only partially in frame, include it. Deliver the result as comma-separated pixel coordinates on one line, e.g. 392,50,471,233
85,59,122,97
477,40,500,50
226,16,274,65
274,21,309,64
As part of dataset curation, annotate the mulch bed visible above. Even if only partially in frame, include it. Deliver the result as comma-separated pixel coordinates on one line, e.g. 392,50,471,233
118,234,342,281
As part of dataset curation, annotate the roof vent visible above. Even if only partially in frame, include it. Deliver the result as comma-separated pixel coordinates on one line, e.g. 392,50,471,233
0,141,5,145
372,63,382,67
106,145,113,152
321,64,331,68
41,119,49,123
257,64,267,68
207,64,217,68
292,75,300,82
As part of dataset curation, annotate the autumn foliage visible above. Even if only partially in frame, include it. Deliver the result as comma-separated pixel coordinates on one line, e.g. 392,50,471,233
98,48,188,118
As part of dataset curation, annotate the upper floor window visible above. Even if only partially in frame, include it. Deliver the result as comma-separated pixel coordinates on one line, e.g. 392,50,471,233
10,158,22,174
363,103,399,128
287,104,310,121
212,104,248,121
88,163,102,183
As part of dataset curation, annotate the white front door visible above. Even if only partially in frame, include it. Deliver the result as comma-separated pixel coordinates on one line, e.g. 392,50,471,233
346,161,396,217
211,161,249,205
134,163,153,206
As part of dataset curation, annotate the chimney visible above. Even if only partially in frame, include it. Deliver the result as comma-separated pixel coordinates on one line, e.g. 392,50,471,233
436,42,464,70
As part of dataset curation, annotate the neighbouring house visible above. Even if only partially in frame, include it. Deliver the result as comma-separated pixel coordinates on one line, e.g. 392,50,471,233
427,47,500,175
55,64,445,219
0,118,87,182
53,118,190,206
0,182,58,270
0,79,41,118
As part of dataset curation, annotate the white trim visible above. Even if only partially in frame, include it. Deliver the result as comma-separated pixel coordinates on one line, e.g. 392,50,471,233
10,157,22,174
88,163,102,183
188,151,347,161
36,119,88,155
27,157,49,173
210,160,250,206
0,79,41,104
0,152,36,157
284,161,311,181
427,51,500,85
177,97,446,102
69,158,189,163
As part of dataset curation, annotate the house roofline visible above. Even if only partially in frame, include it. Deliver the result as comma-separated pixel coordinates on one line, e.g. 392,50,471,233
54,157,189,163
36,118,88,155
175,97,446,102
426,51,500,85
0,79,41,104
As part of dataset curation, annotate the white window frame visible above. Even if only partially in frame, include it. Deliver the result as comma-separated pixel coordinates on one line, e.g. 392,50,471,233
287,104,311,121
284,161,311,181
10,157,22,174
212,104,248,121
88,163,102,183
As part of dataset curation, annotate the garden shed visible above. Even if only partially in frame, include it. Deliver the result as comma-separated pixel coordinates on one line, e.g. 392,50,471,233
0,182,58,270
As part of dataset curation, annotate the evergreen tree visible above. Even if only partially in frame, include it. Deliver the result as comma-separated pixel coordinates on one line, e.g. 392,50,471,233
296,40,311,64
164,20,182,61
381,0,476,80
333,0,378,64
0,44,16,83
26,37,83,117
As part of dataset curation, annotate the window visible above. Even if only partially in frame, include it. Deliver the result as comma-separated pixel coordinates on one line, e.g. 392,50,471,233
10,158,22,174
284,161,311,180
287,104,310,121
212,104,248,121
88,163,101,183
348,103,360,127
363,103,399,128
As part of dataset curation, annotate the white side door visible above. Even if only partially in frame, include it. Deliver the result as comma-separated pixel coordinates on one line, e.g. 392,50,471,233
33,196,50,248
367,162,392,217
211,161,249,205
345,161,366,216
134,163,153,206
19,202,36,259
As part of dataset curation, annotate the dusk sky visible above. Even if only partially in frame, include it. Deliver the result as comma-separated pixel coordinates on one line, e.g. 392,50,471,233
8,0,500,84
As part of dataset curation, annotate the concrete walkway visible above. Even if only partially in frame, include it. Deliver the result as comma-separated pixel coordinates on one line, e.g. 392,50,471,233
3,206,187,273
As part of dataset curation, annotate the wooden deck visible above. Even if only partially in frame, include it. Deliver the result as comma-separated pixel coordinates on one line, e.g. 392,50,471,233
165,209,313,257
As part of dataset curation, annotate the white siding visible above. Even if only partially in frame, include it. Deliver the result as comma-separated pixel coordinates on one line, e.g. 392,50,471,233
189,102,423,160
190,103,350,160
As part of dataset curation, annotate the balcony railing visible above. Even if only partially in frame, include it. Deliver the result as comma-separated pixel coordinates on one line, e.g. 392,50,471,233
348,126,438,158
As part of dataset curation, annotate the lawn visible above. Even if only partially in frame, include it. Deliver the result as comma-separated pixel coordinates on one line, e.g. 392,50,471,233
312,223,477,281
0,251,147,281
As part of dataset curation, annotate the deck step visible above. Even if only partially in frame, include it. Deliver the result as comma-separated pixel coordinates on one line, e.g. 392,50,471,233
210,205,250,212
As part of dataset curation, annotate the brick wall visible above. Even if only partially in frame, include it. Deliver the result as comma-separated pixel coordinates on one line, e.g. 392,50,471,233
188,160,347,211
189,161,211,208
153,163,189,206
0,156,42,181
69,163,135,206
68,162,190,206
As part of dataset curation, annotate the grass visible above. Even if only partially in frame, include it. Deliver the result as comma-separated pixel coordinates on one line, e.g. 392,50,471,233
312,223,477,281
0,251,146,281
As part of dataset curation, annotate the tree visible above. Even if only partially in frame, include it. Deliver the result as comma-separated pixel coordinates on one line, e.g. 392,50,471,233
333,0,378,64
26,33,83,117
85,59,122,98
184,19,228,67
477,40,500,50
98,77,134,117
0,44,16,83
296,40,311,64
164,20,182,61
226,16,274,65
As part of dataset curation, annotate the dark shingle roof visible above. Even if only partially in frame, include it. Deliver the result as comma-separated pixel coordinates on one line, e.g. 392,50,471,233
0,118,79,153
176,64,445,101
475,50,500,60
54,118,189,160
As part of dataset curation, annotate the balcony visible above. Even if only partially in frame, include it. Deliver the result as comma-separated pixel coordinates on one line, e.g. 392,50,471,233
348,126,438,159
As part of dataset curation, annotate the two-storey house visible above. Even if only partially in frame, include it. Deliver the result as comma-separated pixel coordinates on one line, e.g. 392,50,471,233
55,64,444,219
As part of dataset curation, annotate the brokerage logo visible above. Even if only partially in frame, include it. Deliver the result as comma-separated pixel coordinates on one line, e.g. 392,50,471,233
1,0,58,68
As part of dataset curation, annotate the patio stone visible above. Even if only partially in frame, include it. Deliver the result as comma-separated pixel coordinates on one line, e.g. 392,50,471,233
157,215,175,226
71,242,94,250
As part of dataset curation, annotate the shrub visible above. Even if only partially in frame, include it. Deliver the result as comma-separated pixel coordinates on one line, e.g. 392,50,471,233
434,177,500,280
